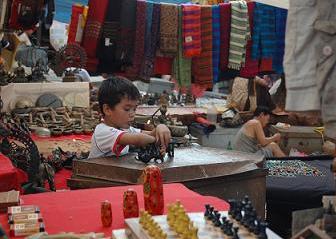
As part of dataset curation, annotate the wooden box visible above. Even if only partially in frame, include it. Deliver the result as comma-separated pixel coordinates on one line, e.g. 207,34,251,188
269,125,323,154
69,146,267,218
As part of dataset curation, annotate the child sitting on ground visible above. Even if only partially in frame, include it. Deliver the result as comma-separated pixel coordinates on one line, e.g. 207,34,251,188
88,76,171,159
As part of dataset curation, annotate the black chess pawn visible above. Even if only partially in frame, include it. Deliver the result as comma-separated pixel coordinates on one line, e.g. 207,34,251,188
204,204,211,218
248,208,257,232
226,222,234,236
235,202,243,221
228,199,236,217
232,227,239,239
257,222,268,239
213,211,221,227
207,206,215,220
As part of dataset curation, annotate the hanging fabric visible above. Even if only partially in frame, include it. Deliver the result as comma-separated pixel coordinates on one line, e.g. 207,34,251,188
81,0,109,58
272,7,287,74
219,2,231,71
115,0,137,67
140,2,161,79
126,0,146,78
97,0,122,73
240,1,259,78
181,4,201,58
227,0,250,70
251,2,276,61
212,5,220,83
173,5,191,87
0,0,9,30
159,3,178,56
68,5,85,44
192,5,213,89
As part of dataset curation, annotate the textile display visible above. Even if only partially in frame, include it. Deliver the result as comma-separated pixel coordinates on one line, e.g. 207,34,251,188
97,0,122,73
240,1,259,78
265,160,325,177
140,2,161,79
173,6,192,87
159,3,178,56
0,183,229,238
81,0,109,58
127,0,147,77
115,0,137,66
251,2,276,61
219,2,231,71
67,4,84,44
228,1,250,70
212,5,220,83
0,0,9,30
192,5,213,89
181,4,201,58
154,56,173,75
272,7,287,74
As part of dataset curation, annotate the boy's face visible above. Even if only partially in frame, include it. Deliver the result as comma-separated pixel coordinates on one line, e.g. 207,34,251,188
103,97,137,129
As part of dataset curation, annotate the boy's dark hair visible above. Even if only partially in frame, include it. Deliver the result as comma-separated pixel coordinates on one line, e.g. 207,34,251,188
98,76,140,116
253,106,273,117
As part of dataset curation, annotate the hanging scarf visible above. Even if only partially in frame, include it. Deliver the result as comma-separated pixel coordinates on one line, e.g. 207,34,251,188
192,5,213,89
212,5,220,83
240,1,259,78
251,2,276,60
140,2,161,79
173,6,192,87
115,0,137,66
68,5,84,44
160,3,178,56
227,1,250,70
126,0,146,77
273,7,287,74
181,4,201,58
219,2,231,71
81,0,109,58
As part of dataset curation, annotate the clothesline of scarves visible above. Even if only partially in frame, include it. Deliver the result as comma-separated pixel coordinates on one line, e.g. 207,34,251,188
78,0,287,89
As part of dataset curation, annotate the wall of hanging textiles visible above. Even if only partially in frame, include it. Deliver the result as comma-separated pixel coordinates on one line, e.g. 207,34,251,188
77,1,287,90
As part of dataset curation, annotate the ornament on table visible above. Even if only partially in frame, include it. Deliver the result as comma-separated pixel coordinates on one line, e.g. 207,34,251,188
101,200,112,227
143,165,164,215
123,189,139,218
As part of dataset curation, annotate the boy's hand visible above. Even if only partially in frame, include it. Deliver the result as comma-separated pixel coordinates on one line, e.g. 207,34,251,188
155,124,171,148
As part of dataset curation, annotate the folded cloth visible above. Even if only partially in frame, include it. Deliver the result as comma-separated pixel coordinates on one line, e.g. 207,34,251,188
251,2,276,60
212,5,220,83
173,6,192,87
126,0,146,78
219,2,231,71
181,4,202,57
272,7,287,74
227,1,250,70
115,0,137,66
192,5,213,89
240,1,259,78
140,2,161,80
160,3,178,56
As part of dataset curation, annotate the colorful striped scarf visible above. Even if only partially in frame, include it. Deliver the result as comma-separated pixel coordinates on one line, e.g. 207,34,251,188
181,4,201,58
140,2,161,79
173,6,192,87
192,5,213,89
212,5,220,83
126,0,146,77
227,1,250,70
160,3,178,56
219,2,231,71
251,2,276,60
240,1,259,78
273,7,287,74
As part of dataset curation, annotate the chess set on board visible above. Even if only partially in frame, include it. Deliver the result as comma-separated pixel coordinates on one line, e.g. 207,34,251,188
112,197,281,239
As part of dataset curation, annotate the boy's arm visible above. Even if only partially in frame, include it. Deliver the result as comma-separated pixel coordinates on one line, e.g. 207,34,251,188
142,124,171,148
119,132,156,147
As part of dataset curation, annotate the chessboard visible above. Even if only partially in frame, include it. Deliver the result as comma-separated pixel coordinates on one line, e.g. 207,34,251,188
112,212,282,239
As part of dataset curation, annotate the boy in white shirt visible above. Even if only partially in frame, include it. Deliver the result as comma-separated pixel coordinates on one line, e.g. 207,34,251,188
88,76,171,158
